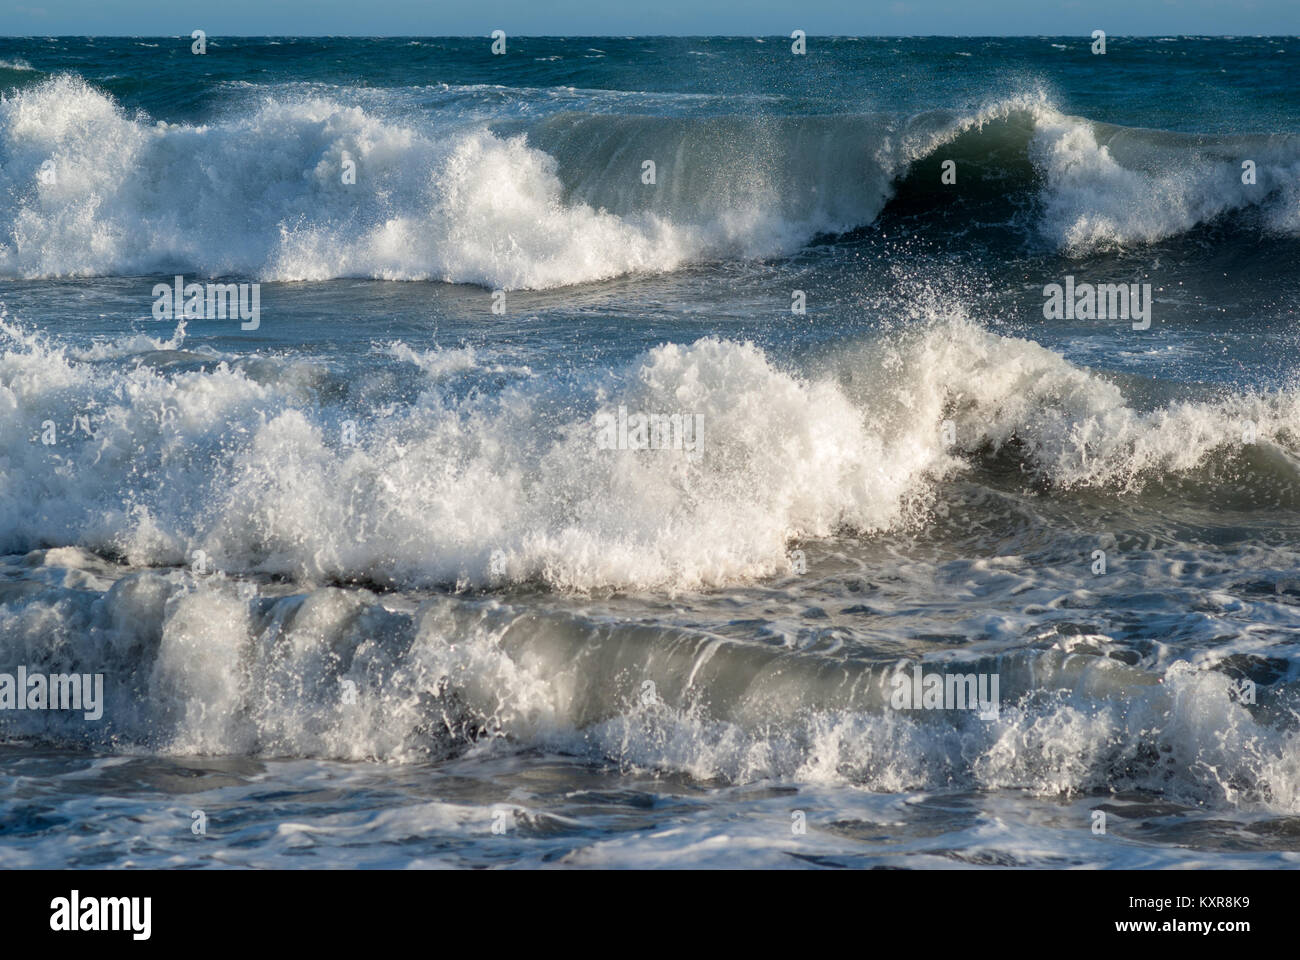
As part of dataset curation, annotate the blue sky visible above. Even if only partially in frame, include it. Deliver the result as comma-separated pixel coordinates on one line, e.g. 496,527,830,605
1,0,1297,37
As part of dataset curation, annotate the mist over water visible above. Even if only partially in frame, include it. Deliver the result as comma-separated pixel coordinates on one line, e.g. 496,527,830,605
1,36,1299,869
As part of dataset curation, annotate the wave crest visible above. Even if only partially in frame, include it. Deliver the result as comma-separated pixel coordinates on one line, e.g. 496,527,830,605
3,79,1298,285
1,309,1297,592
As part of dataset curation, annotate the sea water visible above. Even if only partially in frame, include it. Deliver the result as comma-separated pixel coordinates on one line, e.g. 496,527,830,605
0,36,1298,868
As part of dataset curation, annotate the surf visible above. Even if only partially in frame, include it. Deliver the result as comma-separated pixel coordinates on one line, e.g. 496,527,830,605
3,76,1299,287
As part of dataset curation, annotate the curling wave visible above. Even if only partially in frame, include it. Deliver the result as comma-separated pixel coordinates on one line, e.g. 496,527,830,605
2,567,1298,814
1,308,1297,593
3,78,1299,286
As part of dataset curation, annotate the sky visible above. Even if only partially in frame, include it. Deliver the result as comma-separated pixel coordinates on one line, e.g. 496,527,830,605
0,0,1296,37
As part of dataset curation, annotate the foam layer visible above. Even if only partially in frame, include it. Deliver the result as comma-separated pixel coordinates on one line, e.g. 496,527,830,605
1,571,1296,813
3,78,1299,286
1,310,1298,593
0,75,690,287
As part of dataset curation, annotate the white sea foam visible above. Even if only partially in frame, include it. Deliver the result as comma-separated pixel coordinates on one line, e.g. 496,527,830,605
0,75,691,287
3,78,1296,286
1,568,1296,814
1029,112,1300,251
2,308,1299,811
1,309,1297,597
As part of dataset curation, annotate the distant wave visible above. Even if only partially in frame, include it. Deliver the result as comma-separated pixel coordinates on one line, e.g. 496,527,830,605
2,76,1299,287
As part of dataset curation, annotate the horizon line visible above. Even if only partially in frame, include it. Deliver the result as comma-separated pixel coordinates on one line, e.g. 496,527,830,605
2,33,1298,40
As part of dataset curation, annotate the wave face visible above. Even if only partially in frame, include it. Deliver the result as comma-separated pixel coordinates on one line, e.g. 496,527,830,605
2,312,1298,592
0,76,687,287
3,75,1299,286
3,571,1298,815
2,311,1300,820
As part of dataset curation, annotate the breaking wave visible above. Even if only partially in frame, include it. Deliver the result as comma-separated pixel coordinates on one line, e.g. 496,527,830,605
1,308,1297,592
3,77,1298,287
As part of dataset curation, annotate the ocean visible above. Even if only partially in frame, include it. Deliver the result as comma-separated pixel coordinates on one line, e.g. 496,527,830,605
0,35,1298,869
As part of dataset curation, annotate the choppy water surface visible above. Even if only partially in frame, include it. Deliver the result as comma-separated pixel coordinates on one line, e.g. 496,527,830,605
1,36,1299,868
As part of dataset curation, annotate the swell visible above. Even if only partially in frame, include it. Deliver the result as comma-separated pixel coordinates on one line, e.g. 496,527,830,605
2,77,1299,286
1,308,1298,594
1,572,1297,813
